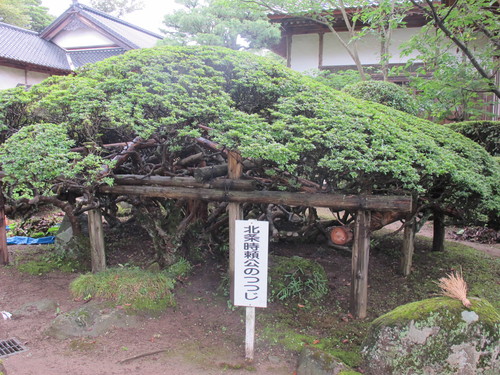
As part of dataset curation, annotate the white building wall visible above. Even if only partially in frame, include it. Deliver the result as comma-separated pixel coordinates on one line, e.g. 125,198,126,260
53,29,115,49
291,27,423,71
290,34,319,72
0,66,26,89
27,70,51,86
0,66,51,89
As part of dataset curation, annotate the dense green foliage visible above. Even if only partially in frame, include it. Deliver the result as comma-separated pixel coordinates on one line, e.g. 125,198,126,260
310,69,364,91
0,46,498,224
0,123,114,199
342,80,418,115
446,121,499,157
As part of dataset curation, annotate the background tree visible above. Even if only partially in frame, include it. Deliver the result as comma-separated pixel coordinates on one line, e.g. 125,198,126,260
404,0,500,102
89,0,144,18
160,0,281,49
0,0,53,31
357,0,412,80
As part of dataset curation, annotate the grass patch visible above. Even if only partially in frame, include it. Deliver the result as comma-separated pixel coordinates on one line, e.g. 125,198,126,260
70,267,178,313
269,255,329,303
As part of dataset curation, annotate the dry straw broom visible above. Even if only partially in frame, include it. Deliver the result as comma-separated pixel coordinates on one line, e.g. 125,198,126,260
437,269,472,308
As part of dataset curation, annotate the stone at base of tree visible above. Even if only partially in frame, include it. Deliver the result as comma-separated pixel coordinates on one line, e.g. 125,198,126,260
55,214,91,266
55,213,88,253
297,346,349,375
361,297,500,375
45,302,138,339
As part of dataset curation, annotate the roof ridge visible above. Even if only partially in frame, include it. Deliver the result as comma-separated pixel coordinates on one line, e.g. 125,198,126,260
0,21,39,35
78,4,163,39
81,11,139,49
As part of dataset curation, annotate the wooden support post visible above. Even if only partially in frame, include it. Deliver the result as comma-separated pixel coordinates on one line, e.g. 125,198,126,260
350,210,371,319
0,187,8,265
400,218,416,276
245,307,255,361
432,210,445,252
88,209,106,273
228,151,243,302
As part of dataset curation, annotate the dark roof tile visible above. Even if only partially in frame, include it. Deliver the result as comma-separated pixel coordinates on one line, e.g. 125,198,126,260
68,47,126,68
0,22,70,70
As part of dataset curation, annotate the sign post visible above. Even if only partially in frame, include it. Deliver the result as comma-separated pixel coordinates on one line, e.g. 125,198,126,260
233,219,269,361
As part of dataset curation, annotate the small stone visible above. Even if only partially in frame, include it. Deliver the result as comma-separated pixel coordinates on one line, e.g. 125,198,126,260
461,310,479,324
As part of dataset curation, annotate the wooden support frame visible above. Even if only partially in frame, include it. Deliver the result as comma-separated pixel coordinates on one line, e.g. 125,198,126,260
100,179,412,320
400,218,416,276
228,151,243,302
100,185,412,212
0,186,8,265
88,209,106,273
350,210,371,319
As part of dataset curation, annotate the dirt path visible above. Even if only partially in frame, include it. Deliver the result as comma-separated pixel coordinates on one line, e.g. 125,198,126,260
1,222,497,374
0,266,296,375
384,221,500,258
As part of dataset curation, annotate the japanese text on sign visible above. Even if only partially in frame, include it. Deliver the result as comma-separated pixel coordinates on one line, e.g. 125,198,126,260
233,220,269,308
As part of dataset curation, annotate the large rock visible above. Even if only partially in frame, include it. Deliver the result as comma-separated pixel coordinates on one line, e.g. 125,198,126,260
45,302,138,339
361,297,500,375
54,214,90,262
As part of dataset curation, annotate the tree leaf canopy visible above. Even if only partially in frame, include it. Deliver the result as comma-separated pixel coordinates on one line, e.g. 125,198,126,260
0,46,498,222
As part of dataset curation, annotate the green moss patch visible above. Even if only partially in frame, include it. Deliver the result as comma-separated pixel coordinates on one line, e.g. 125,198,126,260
70,267,177,313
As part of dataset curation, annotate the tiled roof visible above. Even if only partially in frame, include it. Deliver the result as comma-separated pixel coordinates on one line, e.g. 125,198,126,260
1,2,162,73
68,47,126,68
0,22,70,71
40,3,163,49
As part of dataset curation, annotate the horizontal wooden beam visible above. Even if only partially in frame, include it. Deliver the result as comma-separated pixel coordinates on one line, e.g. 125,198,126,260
113,175,256,191
99,184,412,212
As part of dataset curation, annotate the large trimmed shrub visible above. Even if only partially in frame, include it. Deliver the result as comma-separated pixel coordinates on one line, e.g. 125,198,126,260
342,80,418,115
0,46,498,225
446,121,500,156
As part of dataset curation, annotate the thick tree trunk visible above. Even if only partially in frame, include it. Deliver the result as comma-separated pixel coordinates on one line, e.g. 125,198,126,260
432,210,446,252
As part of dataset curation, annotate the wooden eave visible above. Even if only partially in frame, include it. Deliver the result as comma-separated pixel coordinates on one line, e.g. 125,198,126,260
0,58,71,75
270,7,429,36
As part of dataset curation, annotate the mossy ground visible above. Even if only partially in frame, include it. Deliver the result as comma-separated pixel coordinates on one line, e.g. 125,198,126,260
13,245,83,275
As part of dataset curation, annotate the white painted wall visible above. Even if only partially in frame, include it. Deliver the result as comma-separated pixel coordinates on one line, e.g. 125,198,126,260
290,27,423,71
53,29,115,48
290,34,319,72
27,70,51,86
0,66,51,89
0,66,26,89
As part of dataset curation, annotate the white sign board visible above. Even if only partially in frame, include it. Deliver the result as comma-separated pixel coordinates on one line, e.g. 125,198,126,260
233,220,269,308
